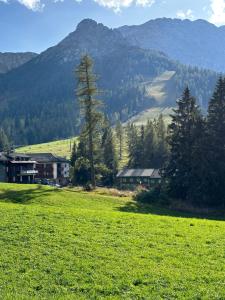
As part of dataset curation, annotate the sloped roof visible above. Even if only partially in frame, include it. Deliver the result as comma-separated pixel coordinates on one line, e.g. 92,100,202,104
117,169,161,179
27,153,69,163
10,161,37,164
151,169,161,179
7,153,31,159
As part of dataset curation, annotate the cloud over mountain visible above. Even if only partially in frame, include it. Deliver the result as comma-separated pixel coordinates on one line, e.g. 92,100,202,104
210,0,225,25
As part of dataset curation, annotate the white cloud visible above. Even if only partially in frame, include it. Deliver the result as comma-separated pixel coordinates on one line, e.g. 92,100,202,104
210,0,225,25
176,9,194,20
1,0,155,12
1,0,44,10
94,0,155,13
18,0,44,10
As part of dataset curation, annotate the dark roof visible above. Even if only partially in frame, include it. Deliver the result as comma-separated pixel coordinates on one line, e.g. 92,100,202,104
7,153,31,159
27,153,69,163
10,160,37,164
151,169,161,179
117,169,161,179
0,152,32,162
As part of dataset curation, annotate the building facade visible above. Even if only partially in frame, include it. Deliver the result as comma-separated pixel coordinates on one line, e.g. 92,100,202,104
117,169,161,190
0,152,70,185
0,153,38,183
28,153,70,185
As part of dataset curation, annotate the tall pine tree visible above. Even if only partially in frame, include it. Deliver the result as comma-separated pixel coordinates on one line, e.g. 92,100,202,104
76,55,103,188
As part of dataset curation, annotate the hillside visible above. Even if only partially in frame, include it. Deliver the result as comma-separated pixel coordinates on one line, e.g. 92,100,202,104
17,137,77,158
0,19,218,145
125,107,174,126
0,52,37,74
0,183,224,298
119,18,225,72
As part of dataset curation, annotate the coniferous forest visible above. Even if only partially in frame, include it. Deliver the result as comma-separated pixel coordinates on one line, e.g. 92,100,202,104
70,55,225,209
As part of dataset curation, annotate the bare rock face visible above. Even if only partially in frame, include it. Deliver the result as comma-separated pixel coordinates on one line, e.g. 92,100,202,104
0,52,38,74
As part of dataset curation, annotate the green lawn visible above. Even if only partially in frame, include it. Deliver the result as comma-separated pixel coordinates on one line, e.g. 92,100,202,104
17,137,77,159
0,184,224,299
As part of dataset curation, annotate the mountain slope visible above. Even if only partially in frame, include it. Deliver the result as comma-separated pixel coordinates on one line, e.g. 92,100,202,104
0,52,38,74
119,18,225,72
0,19,218,145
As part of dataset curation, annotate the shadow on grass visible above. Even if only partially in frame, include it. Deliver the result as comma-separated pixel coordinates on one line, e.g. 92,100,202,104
118,201,225,221
0,185,62,204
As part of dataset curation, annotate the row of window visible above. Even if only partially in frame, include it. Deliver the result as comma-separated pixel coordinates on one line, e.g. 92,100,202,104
120,178,161,184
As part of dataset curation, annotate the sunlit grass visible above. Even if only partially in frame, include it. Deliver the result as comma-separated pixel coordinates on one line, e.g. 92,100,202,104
17,137,77,158
0,183,224,299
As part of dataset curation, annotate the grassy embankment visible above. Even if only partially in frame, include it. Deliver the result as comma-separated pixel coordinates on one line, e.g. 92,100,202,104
0,183,224,299
17,137,77,159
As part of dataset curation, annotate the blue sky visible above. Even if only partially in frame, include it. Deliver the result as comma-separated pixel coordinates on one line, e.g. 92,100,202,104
0,0,225,53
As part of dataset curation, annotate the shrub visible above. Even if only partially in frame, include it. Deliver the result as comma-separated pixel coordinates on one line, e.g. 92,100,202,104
134,185,170,205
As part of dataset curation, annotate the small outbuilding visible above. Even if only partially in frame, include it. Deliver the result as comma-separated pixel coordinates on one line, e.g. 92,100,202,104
116,169,161,190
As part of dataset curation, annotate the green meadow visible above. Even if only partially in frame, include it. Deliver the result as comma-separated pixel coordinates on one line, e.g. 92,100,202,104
0,183,224,299
17,137,77,159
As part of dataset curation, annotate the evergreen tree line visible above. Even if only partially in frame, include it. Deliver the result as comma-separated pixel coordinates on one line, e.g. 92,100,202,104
164,78,225,208
126,115,168,169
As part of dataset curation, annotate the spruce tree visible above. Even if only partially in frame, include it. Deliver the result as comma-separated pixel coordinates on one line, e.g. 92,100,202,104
70,142,77,166
144,121,157,168
76,55,102,188
101,117,118,185
206,77,225,206
155,114,168,168
188,115,208,205
127,123,140,168
164,87,202,202
115,120,123,160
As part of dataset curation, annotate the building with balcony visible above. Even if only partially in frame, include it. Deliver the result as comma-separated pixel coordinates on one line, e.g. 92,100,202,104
27,153,70,185
0,153,38,183
0,152,70,185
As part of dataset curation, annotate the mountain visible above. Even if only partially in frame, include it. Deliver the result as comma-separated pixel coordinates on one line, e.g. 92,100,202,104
118,18,225,72
0,52,38,74
0,19,218,145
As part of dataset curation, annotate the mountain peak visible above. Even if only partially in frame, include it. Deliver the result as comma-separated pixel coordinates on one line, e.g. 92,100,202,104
53,18,126,59
76,19,98,30
76,19,110,33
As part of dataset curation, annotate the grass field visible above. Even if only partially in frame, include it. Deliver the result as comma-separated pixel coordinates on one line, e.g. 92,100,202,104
17,137,77,158
0,183,224,299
